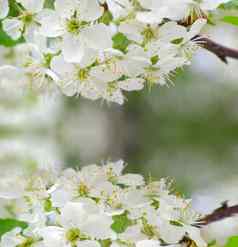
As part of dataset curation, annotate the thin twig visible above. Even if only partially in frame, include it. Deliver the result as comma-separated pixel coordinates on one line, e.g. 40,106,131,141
196,201,238,227
194,35,238,64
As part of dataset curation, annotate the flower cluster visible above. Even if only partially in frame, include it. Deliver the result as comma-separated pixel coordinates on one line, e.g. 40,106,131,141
0,160,207,247
0,0,230,104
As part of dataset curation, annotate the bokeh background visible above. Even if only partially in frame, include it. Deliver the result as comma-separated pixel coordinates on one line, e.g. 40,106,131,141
1,19,238,217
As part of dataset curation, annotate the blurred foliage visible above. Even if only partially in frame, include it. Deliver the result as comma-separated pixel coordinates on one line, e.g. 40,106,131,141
220,0,238,9
223,16,238,26
225,236,238,247
44,0,55,8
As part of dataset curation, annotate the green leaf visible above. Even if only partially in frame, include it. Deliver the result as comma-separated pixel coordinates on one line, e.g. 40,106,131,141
170,220,183,227
225,236,238,247
150,55,159,65
171,38,184,45
111,212,133,233
112,32,130,53
223,16,238,26
0,219,28,238
99,11,113,25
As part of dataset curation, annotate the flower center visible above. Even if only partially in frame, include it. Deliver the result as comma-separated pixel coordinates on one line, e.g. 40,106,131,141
78,182,89,197
142,26,157,44
21,12,34,25
17,237,35,247
77,68,89,81
66,18,87,34
107,81,118,95
66,228,81,242
66,228,88,244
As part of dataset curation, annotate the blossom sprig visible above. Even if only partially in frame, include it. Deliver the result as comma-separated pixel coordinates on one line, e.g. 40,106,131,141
0,0,231,104
0,160,207,247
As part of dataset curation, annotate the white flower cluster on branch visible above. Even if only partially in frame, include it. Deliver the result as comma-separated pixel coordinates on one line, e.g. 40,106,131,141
0,160,207,247
0,0,230,104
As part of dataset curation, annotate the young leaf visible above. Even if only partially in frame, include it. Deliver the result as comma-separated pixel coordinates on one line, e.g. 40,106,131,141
111,212,133,233
112,33,130,53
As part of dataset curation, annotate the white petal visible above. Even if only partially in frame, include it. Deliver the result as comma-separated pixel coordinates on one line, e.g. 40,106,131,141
139,0,160,9
104,88,124,104
117,59,148,77
118,78,144,92
81,85,101,101
120,225,146,242
50,54,75,77
0,0,9,19
127,45,148,58
60,202,88,228
119,21,144,43
62,34,85,63
82,213,115,239
55,0,77,18
51,187,73,208
186,226,207,247
201,0,230,10
82,24,112,50
162,0,190,20
158,221,185,243
2,18,23,40
79,0,103,21
117,173,145,186
0,228,23,247
90,65,119,82
122,189,148,208
187,18,207,41
16,0,44,12
77,240,100,247
61,81,78,96
136,7,169,24
38,9,64,37
159,22,187,42
106,0,132,19
104,159,125,176
79,48,97,67
38,226,66,247
136,240,161,247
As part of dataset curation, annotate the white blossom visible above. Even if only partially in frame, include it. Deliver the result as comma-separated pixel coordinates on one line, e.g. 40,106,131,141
0,161,207,247
2,0,45,41
0,0,229,104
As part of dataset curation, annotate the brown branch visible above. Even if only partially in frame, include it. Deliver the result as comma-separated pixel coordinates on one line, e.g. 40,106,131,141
194,35,238,64
195,201,238,227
